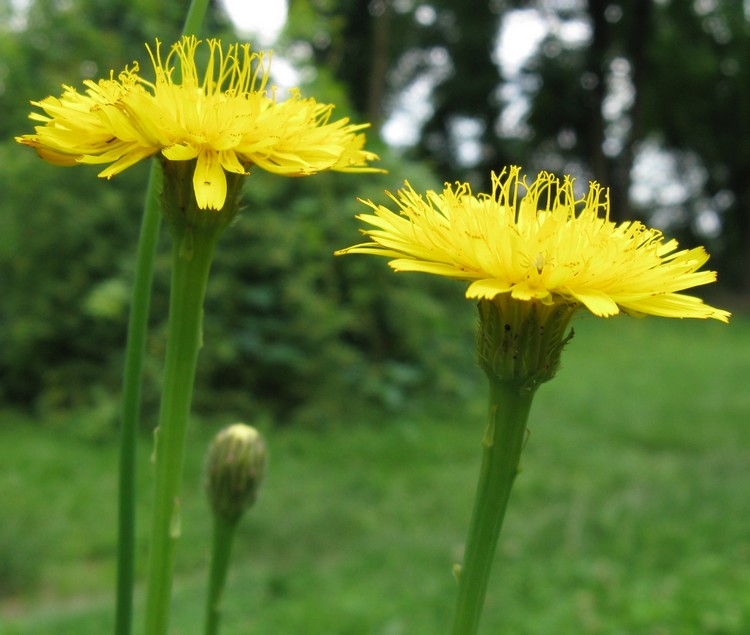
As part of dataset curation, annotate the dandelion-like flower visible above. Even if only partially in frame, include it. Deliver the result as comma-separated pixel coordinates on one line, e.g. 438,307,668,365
17,36,382,210
339,167,730,635
337,166,730,323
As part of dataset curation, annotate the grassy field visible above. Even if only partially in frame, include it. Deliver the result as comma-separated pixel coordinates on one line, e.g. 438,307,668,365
1,314,748,634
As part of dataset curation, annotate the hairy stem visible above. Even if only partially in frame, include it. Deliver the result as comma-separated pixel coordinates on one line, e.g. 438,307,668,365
143,228,218,635
450,380,535,635
114,1,209,631
204,514,239,635
115,161,162,635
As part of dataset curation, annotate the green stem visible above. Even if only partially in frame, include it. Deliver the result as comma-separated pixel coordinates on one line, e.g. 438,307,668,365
450,380,536,635
181,0,209,34
143,227,220,635
204,515,239,635
115,162,162,635
114,2,209,633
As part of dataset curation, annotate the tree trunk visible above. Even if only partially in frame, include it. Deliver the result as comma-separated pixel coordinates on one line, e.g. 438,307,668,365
613,0,653,222
367,0,392,130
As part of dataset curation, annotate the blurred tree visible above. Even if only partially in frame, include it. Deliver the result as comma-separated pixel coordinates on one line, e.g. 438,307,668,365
416,1,510,186
284,0,749,291
283,0,512,184
522,0,749,289
522,0,653,222
198,162,475,425
640,0,750,291
0,0,230,412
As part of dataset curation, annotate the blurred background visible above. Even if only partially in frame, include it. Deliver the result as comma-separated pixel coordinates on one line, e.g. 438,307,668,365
1,1,748,633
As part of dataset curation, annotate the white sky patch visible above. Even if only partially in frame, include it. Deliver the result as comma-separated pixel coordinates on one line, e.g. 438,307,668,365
495,10,548,78
450,116,484,167
266,55,300,94
383,10,548,148
219,0,300,94
496,9,590,138
382,75,437,147
382,47,452,147
494,11,547,138
631,143,691,209
602,57,635,157
629,140,724,234
219,0,288,46
7,0,31,30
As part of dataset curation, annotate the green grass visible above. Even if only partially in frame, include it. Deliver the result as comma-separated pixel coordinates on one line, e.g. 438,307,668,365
1,315,749,634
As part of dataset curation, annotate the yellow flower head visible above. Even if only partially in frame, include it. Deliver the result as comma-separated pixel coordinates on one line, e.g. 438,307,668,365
337,167,730,322
17,36,382,210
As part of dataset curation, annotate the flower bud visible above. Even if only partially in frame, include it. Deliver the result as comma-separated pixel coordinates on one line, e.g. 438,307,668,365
205,424,267,523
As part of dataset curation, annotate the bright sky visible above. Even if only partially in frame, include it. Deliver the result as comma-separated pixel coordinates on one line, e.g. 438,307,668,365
209,3,721,232
216,4,558,149
220,0,288,45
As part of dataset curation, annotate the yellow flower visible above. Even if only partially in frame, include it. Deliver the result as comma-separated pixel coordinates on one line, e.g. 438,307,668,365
337,167,730,322
16,36,382,210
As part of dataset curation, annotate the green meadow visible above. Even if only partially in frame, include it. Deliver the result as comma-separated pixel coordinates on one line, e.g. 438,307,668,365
1,314,748,634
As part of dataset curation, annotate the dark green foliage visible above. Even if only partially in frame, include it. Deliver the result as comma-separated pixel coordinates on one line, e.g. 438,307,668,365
196,158,476,425
0,0,475,425
0,140,475,424
0,0,230,417
0,142,147,411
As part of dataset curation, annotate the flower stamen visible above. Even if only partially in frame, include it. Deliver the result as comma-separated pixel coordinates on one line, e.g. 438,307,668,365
17,36,383,211
337,168,730,323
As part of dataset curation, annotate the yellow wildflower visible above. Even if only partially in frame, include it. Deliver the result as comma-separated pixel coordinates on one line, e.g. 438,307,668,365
337,167,730,322
17,36,381,210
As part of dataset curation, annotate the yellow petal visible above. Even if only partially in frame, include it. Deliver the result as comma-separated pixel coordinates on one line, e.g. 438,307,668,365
193,150,227,210
96,146,158,178
569,289,620,317
390,258,480,279
466,279,515,299
620,293,731,322
163,144,200,161
510,282,553,302
218,150,246,175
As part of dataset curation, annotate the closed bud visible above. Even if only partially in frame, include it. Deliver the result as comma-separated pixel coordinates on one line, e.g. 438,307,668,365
205,424,267,523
